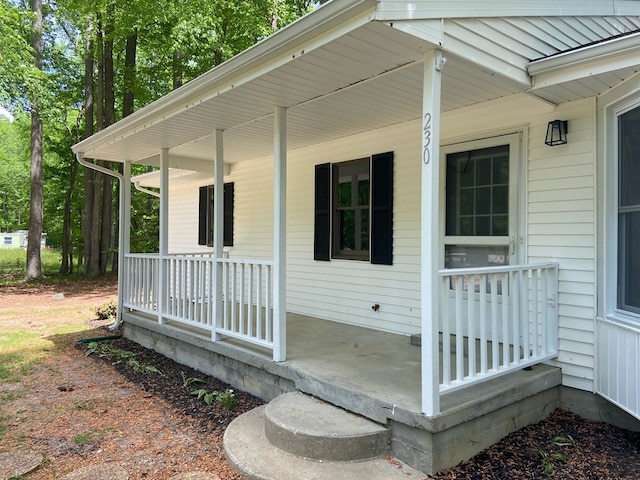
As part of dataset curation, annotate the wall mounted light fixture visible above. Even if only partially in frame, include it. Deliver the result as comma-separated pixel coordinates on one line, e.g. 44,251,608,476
545,120,568,146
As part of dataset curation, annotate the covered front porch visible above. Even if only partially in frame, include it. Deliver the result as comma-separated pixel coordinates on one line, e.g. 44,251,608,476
122,251,560,418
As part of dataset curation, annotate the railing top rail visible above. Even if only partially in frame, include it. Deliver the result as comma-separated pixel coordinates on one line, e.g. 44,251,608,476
439,262,559,277
125,253,160,259
218,258,274,266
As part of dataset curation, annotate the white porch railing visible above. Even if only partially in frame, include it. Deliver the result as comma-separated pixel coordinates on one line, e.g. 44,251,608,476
438,263,559,395
123,253,274,352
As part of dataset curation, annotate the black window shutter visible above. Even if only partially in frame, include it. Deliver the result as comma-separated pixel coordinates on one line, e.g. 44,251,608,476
314,163,331,261
198,186,208,245
371,152,393,265
223,182,234,247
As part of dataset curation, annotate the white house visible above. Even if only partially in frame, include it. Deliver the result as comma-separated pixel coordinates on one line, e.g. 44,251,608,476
73,0,640,475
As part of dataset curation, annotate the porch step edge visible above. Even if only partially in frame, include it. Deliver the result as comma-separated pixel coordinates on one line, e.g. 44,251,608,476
264,392,389,461
224,405,425,480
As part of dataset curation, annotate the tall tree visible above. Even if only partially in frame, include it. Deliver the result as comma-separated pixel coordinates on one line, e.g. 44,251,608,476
26,0,44,280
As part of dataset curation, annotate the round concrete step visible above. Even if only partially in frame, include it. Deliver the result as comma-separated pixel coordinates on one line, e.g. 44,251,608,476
224,405,425,480
264,392,389,461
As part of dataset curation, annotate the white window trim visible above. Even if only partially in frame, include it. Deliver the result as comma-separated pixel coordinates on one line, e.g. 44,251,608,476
600,82,640,328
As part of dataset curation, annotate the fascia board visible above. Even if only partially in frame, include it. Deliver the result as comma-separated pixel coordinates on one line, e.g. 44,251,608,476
72,0,377,159
529,33,640,88
375,0,640,20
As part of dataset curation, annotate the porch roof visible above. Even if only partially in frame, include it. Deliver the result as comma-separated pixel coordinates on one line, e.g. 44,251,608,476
72,0,640,171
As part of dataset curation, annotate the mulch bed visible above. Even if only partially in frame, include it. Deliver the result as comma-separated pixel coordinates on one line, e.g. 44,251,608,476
79,336,640,480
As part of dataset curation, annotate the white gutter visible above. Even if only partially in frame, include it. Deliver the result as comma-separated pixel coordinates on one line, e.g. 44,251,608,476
134,181,160,198
75,153,126,330
528,31,640,77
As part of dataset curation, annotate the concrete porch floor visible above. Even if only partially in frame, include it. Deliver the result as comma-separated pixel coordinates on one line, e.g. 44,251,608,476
123,310,562,473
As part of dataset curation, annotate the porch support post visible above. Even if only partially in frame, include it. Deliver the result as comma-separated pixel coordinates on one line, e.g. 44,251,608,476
421,49,446,416
158,148,169,325
273,106,287,361
212,129,224,341
119,161,132,322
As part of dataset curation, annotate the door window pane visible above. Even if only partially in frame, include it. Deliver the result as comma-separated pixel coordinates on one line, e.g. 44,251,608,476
446,145,510,237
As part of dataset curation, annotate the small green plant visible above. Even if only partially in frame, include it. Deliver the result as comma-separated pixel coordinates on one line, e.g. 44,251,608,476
537,435,574,479
181,373,206,388
85,342,163,376
190,387,238,410
93,300,118,320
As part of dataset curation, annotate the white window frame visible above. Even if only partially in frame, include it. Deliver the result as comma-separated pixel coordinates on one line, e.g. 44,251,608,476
602,92,640,328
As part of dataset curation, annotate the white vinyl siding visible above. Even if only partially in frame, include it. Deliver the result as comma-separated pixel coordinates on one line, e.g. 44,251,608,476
526,98,597,391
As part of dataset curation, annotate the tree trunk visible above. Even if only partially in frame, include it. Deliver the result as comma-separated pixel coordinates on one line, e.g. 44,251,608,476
82,20,97,276
26,0,43,281
122,32,137,118
59,157,77,275
99,10,115,273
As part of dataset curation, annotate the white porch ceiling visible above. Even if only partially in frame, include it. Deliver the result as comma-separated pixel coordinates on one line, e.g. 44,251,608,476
72,0,640,172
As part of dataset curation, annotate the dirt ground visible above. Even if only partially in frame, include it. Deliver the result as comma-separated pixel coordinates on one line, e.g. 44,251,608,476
1,278,639,479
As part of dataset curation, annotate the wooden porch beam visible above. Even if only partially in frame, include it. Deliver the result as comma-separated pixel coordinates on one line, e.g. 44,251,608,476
273,106,287,362
421,49,445,417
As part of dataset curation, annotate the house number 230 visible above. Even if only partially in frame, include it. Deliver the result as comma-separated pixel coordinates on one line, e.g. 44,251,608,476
423,112,432,165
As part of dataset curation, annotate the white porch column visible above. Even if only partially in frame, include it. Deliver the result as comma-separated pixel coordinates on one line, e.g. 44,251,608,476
421,50,446,416
212,129,224,341
273,106,287,361
118,161,132,322
158,148,169,325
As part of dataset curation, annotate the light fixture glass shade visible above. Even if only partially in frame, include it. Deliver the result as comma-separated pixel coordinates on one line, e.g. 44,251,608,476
545,120,568,146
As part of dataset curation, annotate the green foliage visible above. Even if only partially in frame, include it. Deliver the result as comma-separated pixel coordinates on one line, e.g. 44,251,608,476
84,341,163,376
537,435,574,479
93,300,118,319
190,387,238,410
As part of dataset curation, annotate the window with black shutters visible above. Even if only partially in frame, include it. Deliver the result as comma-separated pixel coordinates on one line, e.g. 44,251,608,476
314,152,393,265
198,182,234,247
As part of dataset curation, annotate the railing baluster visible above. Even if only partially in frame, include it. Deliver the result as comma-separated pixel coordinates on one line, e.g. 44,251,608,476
479,273,487,375
248,264,254,338
441,276,451,386
531,268,539,358
467,275,476,379
455,275,464,382
490,273,499,371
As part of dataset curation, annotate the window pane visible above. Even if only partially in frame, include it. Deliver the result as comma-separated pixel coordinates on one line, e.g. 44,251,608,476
359,210,369,250
475,187,491,215
619,107,640,207
358,179,369,206
493,156,509,184
339,210,355,251
338,181,352,208
618,211,640,312
475,158,491,186
492,215,508,237
493,185,508,214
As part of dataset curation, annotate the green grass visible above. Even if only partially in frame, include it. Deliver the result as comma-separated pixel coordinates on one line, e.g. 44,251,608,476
0,248,65,285
0,331,48,382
